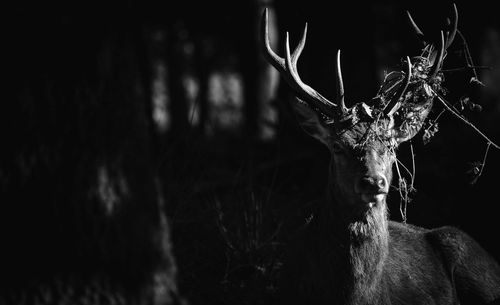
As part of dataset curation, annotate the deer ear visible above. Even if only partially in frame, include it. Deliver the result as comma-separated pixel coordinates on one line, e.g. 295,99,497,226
291,98,332,147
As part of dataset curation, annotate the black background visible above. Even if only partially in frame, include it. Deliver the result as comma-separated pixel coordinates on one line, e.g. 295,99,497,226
2,0,499,304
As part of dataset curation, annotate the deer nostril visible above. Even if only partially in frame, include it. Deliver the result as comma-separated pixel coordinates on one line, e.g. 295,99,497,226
356,176,387,194
377,178,386,189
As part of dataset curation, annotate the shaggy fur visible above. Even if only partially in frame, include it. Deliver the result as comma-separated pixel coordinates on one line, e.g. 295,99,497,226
280,194,500,305
262,6,500,303
278,111,500,304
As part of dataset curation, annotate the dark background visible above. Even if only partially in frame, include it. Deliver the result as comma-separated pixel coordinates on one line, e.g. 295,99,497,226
1,0,499,304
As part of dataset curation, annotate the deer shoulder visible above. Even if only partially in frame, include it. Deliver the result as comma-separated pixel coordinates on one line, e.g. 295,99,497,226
387,222,500,304
428,225,500,303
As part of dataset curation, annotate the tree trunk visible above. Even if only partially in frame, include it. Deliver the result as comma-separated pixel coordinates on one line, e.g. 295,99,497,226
0,9,180,305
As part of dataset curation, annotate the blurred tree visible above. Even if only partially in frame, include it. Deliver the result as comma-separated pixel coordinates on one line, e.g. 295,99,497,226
0,5,181,304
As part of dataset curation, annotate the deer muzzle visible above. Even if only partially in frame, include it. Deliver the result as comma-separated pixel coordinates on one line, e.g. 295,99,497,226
355,175,388,205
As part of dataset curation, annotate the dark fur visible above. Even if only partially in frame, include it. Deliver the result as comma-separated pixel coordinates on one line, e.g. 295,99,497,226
280,196,500,304
279,102,500,304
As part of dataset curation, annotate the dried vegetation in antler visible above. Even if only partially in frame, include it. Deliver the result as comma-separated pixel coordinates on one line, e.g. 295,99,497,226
260,5,460,146
261,5,500,304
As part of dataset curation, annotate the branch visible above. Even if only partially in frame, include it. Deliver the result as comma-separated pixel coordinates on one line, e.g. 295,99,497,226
432,91,500,150
457,30,480,80
471,142,491,184
441,66,492,73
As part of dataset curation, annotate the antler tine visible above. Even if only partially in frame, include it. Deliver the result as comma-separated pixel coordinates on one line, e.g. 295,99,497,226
260,9,286,72
406,11,426,45
429,31,445,79
336,50,347,114
445,3,458,49
384,57,412,117
260,8,338,118
284,33,338,118
407,3,458,55
291,23,307,68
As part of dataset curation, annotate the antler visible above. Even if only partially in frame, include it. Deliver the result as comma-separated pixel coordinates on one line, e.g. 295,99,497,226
336,50,348,114
260,8,347,119
381,4,458,116
428,31,445,79
445,4,458,49
383,57,412,116
407,3,458,76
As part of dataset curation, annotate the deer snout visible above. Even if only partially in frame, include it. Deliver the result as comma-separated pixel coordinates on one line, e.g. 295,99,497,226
355,175,388,195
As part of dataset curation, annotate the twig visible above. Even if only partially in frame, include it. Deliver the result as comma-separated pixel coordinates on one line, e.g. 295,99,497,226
410,141,416,189
472,142,491,184
427,96,464,132
393,150,408,224
396,158,413,178
432,91,500,150
441,66,492,73
433,108,447,123
457,30,480,80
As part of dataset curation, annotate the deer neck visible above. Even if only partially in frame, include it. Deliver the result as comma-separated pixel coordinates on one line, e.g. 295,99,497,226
316,179,390,301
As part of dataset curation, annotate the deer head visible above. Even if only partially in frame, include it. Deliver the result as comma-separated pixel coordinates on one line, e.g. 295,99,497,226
261,6,458,221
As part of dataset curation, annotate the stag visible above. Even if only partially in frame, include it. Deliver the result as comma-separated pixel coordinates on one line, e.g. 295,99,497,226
261,5,500,305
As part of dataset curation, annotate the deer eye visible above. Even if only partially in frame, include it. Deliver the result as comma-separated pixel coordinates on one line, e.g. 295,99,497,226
332,142,344,154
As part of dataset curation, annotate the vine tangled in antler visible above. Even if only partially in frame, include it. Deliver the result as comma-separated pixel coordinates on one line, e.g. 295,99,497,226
261,4,500,220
